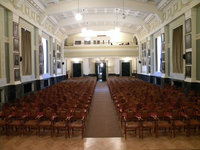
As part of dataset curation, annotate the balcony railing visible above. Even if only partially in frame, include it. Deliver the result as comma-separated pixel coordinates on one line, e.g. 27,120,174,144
65,41,137,47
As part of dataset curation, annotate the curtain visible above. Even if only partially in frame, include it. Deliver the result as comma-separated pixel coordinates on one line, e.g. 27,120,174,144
21,28,32,75
172,25,183,73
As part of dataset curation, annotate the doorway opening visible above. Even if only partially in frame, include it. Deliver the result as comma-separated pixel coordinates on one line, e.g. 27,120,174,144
95,62,106,81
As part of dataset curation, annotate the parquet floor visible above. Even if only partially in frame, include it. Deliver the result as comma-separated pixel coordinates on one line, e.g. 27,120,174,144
2,82,200,150
1,134,200,150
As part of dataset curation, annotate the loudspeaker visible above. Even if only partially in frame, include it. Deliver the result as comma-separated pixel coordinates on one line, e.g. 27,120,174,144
62,62,64,65
20,56,23,62
138,60,141,64
183,54,186,60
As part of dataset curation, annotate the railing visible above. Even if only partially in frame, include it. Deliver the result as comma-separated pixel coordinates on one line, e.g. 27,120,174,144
65,42,138,47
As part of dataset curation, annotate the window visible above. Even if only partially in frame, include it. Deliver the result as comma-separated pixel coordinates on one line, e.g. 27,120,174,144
42,38,48,74
75,41,81,45
155,36,162,72
84,40,91,45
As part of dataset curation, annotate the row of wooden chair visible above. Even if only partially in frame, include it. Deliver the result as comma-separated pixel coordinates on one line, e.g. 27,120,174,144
0,77,97,138
0,107,87,138
107,77,200,138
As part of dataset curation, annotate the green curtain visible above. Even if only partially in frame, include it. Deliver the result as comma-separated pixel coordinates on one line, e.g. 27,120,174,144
21,28,32,75
172,25,183,73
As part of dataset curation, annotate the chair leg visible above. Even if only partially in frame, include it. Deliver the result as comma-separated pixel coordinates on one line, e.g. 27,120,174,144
156,128,158,138
124,126,126,139
65,128,67,138
51,127,53,137
38,127,40,136
82,128,84,139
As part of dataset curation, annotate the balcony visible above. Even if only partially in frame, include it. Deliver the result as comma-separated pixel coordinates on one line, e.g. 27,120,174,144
64,42,139,57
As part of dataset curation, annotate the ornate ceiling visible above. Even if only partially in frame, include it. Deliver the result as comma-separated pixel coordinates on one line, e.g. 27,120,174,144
27,0,170,35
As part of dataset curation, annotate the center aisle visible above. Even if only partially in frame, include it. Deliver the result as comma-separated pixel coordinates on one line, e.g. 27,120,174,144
84,82,122,137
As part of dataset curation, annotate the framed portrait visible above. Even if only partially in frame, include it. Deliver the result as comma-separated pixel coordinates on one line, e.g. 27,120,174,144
185,52,192,65
53,50,56,57
14,69,20,81
148,49,151,56
162,43,165,52
39,64,44,75
57,53,61,59
14,53,20,67
185,34,191,49
148,58,151,65
59,45,61,52
161,33,165,42
13,38,19,52
57,61,61,68
161,63,165,73
185,18,191,34
13,22,19,37
186,66,191,78
148,66,151,73
39,45,43,63
161,53,165,61
144,50,146,57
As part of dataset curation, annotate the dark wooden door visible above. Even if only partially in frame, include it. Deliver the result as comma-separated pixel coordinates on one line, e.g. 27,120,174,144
73,63,81,77
122,62,130,76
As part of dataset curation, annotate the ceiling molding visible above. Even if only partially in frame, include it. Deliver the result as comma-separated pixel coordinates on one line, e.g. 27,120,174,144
45,0,163,20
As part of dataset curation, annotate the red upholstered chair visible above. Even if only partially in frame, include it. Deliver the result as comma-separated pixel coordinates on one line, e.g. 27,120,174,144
123,111,141,139
155,110,173,137
172,109,189,137
68,109,86,138
140,111,156,138
23,108,39,135
52,110,69,138
7,109,24,135
186,108,200,136
38,108,53,136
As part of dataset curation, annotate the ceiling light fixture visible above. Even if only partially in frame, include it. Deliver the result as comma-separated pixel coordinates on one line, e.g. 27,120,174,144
115,9,120,32
75,0,82,21
122,0,126,19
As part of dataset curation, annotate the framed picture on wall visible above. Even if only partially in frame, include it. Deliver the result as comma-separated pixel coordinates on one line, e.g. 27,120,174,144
161,62,165,73
161,53,165,61
57,61,61,68
53,50,56,57
186,66,191,78
57,53,61,59
161,33,165,42
13,22,19,37
14,69,20,81
185,18,191,34
13,53,20,67
39,64,43,75
185,52,192,65
162,43,165,52
39,45,43,63
13,38,19,52
185,34,192,49
148,49,151,56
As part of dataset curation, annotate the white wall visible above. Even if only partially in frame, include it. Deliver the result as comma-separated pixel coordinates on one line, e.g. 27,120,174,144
66,57,137,76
